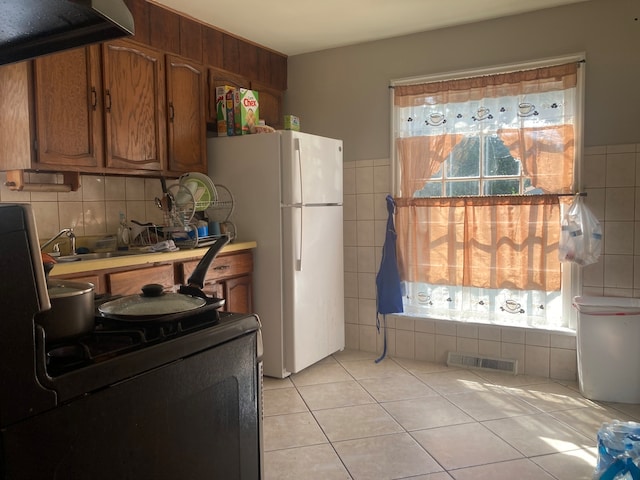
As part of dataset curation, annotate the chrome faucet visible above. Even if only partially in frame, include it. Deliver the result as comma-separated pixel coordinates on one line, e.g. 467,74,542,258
41,228,77,256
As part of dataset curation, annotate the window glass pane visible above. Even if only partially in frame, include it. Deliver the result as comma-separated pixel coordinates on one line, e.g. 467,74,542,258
484,179,520,195
447,181,478,196
484,136,520,176
447,137,479,178
415,182,442,197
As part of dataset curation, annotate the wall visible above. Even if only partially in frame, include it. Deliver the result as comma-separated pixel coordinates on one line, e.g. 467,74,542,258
285,0,639,161
343,142,640,380
284,0,640,378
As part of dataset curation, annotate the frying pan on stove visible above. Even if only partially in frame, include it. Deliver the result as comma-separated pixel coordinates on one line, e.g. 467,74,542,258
98,235,230,322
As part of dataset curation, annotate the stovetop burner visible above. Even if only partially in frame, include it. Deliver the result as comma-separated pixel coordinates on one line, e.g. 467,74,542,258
45,307,230,377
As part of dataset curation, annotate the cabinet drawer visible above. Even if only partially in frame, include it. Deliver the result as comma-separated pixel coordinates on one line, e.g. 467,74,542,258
108,264,174,296
181,251,253,284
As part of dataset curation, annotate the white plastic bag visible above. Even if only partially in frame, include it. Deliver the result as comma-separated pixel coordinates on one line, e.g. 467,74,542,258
558,195,602,266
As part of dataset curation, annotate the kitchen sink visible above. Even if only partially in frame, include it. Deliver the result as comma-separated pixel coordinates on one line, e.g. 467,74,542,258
56,251,156,262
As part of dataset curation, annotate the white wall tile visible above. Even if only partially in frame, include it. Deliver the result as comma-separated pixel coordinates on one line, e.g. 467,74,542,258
82,175,106,201
125,177,146,201
604,255,634,288
343,194,357,221
415,332,436,361
355,165,374,194
550,333,576,349
357,246,376,273
582,153,606,188
358,298,377,326
395,316,415,331
501,343,525,374
395,330,415,359
457,324,478,339
606,152,636,187
357,272,376,300
415,318,435,334
356,220,375,246
478,325,501,341
525,331,550,347
83,201,107,235
434,335,457,363
356,193,375,220
604,222,634,255
373,164,391,193
343,164,356,194
344,246,358,272
501,327,525,344
550,348,578,381
344,220,357,246
345,323,359,349
359,325,377,353
605,187,635,221
478,340,501,357
456,337,478,354
344,297,359,324
525,345,550,377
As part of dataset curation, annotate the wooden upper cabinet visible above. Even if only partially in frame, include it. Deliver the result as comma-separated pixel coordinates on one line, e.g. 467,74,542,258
102,40,166,172
165,54,207,174
207,67,250,124
148,3,180,55
32,45,104,170
179,17,203,63
0,61,34,171
251,80,283,129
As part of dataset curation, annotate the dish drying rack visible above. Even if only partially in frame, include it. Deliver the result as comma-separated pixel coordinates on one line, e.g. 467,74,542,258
133,184,235,249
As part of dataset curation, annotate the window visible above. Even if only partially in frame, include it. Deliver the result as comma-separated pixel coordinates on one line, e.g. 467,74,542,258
391,57,583,330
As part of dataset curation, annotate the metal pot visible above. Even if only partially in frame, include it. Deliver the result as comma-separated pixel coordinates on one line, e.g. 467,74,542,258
36,279,95,342
98,235,230,321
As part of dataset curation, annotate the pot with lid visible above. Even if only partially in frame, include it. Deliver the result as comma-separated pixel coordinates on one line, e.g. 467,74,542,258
35,279,95,342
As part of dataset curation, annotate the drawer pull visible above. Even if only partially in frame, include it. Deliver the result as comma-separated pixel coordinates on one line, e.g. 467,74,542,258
213,265,230,272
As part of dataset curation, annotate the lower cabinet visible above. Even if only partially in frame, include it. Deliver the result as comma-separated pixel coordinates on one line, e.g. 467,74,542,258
108,264,175,296
178,250,253,314
55,249,254,314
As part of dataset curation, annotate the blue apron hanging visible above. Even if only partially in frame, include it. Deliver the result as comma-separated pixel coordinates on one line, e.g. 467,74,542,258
375,195,403,363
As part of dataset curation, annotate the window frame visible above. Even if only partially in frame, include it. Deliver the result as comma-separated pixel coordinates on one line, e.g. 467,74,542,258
390,54,586,330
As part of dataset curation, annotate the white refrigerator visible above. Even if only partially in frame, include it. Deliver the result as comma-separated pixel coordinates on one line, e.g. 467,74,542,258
208,130,344,378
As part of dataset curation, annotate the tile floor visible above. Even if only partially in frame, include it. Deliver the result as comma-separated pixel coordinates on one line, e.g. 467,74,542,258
263,349,640,480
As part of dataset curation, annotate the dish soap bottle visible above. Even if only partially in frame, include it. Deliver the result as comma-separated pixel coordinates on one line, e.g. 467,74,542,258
117,212,130,250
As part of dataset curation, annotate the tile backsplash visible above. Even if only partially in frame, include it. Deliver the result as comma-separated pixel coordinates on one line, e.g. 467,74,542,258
343,143,640,381
0,171,169,242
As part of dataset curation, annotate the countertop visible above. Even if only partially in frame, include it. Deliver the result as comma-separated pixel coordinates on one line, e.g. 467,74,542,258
49,241,257,276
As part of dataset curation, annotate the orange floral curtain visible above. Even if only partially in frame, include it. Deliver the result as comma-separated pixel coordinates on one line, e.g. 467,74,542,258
393,62,577,292
395,196,562,291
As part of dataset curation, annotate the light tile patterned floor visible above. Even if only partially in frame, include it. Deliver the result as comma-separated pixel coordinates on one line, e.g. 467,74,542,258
263,349,640,480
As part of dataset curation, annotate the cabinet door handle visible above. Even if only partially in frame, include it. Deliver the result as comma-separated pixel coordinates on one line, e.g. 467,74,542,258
105,89,111,112
169,103,175,122
91,87,97,111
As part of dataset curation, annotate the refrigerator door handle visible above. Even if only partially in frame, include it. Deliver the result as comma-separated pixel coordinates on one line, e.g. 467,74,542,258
295,138,304,205
295,205,303,271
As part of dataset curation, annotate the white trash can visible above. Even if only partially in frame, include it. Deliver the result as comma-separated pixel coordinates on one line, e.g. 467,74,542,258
574,296,640,403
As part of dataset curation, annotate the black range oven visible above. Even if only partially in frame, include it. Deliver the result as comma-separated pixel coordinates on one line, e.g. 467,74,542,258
0,204,263,479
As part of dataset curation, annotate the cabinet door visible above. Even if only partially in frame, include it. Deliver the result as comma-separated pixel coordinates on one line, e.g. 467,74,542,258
223,274,253,314
102,40,166,172
108,264,174,295
165,54,207,174
33,45,104,169
207,67,249,124
250,80,283,130
0,61,32,170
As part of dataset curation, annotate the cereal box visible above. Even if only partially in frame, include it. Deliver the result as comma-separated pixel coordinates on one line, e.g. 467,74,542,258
215,85,235,136
238,88,259,134
225,89,236,136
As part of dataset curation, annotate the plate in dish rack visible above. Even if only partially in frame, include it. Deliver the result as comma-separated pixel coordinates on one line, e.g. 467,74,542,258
179,172,217,211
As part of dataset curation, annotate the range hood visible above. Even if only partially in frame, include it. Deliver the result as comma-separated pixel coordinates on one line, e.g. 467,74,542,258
0,0,135,65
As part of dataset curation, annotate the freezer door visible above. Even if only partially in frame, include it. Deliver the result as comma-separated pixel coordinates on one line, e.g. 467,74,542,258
282,204,344,374
281,131,343,206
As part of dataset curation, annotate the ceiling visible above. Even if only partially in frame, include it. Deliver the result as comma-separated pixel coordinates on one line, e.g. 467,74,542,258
151,0,590,56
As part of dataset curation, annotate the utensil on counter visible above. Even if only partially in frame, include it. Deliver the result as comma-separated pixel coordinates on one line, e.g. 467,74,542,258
97,235,230,322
